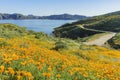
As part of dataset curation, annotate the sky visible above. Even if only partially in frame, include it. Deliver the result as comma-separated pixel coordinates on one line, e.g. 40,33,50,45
0,0,120,16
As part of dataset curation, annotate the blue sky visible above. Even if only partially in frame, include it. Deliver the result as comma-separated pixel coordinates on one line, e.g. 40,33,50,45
0,0,120,16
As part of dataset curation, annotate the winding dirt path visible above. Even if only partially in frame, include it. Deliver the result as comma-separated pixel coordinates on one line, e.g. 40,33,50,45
84,33,116,46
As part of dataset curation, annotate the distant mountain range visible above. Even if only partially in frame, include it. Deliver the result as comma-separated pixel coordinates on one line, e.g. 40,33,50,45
0,13,88,20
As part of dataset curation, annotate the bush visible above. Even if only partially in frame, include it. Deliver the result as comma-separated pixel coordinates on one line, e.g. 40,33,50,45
35,32,47,39
0,41,10,47
54,41,68,50
108,33,120,49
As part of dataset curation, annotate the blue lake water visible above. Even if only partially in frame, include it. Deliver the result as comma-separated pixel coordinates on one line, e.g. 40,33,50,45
0,20,75,34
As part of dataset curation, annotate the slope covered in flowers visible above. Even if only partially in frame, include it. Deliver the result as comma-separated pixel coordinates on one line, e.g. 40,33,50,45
0,24,120,80
0,36,120,80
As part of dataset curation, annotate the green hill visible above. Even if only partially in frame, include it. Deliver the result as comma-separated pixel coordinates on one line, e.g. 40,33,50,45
53,25,103,39
53,11,120,39
0,23,49,40
0,23,28,38
84,15,120,32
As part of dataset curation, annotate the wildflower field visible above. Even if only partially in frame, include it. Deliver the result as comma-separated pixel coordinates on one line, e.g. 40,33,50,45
0,24,120,80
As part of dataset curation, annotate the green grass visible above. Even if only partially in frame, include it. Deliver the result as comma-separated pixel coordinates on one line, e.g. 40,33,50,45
0,23,28,38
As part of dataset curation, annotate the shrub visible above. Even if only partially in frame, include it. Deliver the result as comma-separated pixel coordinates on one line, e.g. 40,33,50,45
0,41,10,47
108,33,120,49
35,32,47,39
54,41,68,50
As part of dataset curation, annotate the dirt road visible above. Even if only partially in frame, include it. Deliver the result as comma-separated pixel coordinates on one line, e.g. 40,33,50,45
84,33,116,46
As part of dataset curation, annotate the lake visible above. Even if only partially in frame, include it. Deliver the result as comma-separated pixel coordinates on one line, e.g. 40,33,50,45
0,20,75,34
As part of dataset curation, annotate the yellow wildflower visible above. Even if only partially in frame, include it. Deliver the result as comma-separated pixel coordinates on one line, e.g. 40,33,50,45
57,74,61,78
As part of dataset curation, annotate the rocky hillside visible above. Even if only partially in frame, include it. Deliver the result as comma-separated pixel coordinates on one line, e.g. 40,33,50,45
108,33,120,49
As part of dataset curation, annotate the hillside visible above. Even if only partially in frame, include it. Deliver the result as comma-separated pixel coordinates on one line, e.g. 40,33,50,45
53,25,103,39
108,32,120,49
53,11,120,39
0,24,120,80
0,23,28,38
0,13,88,20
